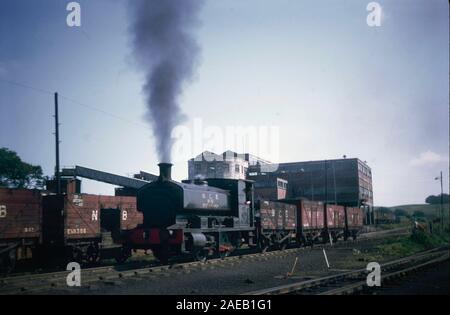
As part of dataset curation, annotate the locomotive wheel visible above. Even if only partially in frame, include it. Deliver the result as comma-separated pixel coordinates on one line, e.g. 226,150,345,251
86,245,100,265
219,250,230,260
193,249,208,262
115,246,132,264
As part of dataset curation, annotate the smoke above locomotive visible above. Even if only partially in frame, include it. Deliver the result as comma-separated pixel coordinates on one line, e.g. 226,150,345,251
128,0,204,162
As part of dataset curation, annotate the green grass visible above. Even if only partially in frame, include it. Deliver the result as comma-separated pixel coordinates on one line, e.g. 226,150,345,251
375,230,447,257
376,222,411,230
381,231,447,260
342,229,449,269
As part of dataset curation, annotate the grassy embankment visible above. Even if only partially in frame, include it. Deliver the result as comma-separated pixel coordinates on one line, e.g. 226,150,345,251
388,203,449,220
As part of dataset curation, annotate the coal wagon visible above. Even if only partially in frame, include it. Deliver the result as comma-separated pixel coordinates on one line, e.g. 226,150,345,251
326,204,346,242
344,206,364,240
0,188,42,272
41,193,102,263
41,193,143,264
256,200,297,251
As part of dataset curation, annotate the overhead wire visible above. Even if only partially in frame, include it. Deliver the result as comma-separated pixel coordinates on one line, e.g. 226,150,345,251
0,78,150,130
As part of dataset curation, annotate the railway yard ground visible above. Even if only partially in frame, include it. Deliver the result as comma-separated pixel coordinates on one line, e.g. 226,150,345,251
365,259,449,295
1,226,448,295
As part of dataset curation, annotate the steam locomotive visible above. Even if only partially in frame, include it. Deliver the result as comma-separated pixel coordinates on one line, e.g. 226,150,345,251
120,163,364,263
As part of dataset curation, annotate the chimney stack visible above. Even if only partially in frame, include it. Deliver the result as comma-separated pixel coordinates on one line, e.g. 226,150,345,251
158,163,172,181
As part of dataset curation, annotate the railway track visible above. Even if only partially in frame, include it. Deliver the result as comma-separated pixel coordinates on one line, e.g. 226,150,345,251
0,227,411,295
0,247,306,294
244,247,449,295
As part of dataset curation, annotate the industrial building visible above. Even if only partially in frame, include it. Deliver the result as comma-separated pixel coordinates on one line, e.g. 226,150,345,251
187,150,271,180
248,158,373,208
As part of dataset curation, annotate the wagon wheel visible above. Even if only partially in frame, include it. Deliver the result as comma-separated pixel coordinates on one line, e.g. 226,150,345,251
192,248,208,263
70,247,83,264
115,246,132,264
153,246,169,265
86,245,100,265
299,235,307,247
0,249,16,274
278,241,288,251
321,234,328,244
259,238,270,253
31,247,42,267
332,234,338,243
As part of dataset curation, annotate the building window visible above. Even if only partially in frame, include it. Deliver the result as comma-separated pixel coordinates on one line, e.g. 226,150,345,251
235,165,240,173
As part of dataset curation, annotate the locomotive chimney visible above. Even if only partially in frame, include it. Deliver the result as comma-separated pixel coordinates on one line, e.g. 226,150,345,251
158,163,172,181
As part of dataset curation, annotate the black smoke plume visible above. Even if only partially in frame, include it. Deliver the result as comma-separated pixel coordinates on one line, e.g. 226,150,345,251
128,0,203,162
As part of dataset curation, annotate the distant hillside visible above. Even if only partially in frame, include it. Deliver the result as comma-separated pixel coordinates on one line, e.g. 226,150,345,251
377,203,450,219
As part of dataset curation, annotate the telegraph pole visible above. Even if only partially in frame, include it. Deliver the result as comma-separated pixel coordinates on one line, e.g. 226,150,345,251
439,171,443,230
434,171,444,231
332,161,337,205
324,160,328,204
54,92,61,194
324,160,328,237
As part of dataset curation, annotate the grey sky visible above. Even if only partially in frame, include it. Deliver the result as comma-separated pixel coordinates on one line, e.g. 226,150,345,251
0,0,448,206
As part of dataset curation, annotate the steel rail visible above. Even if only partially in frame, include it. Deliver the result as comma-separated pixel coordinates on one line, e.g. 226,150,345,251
318,253,449,295
244,247,448,295
0,247,303,294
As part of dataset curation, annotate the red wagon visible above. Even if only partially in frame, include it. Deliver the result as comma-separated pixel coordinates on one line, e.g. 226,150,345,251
0,188,42,271
345,206,364,239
